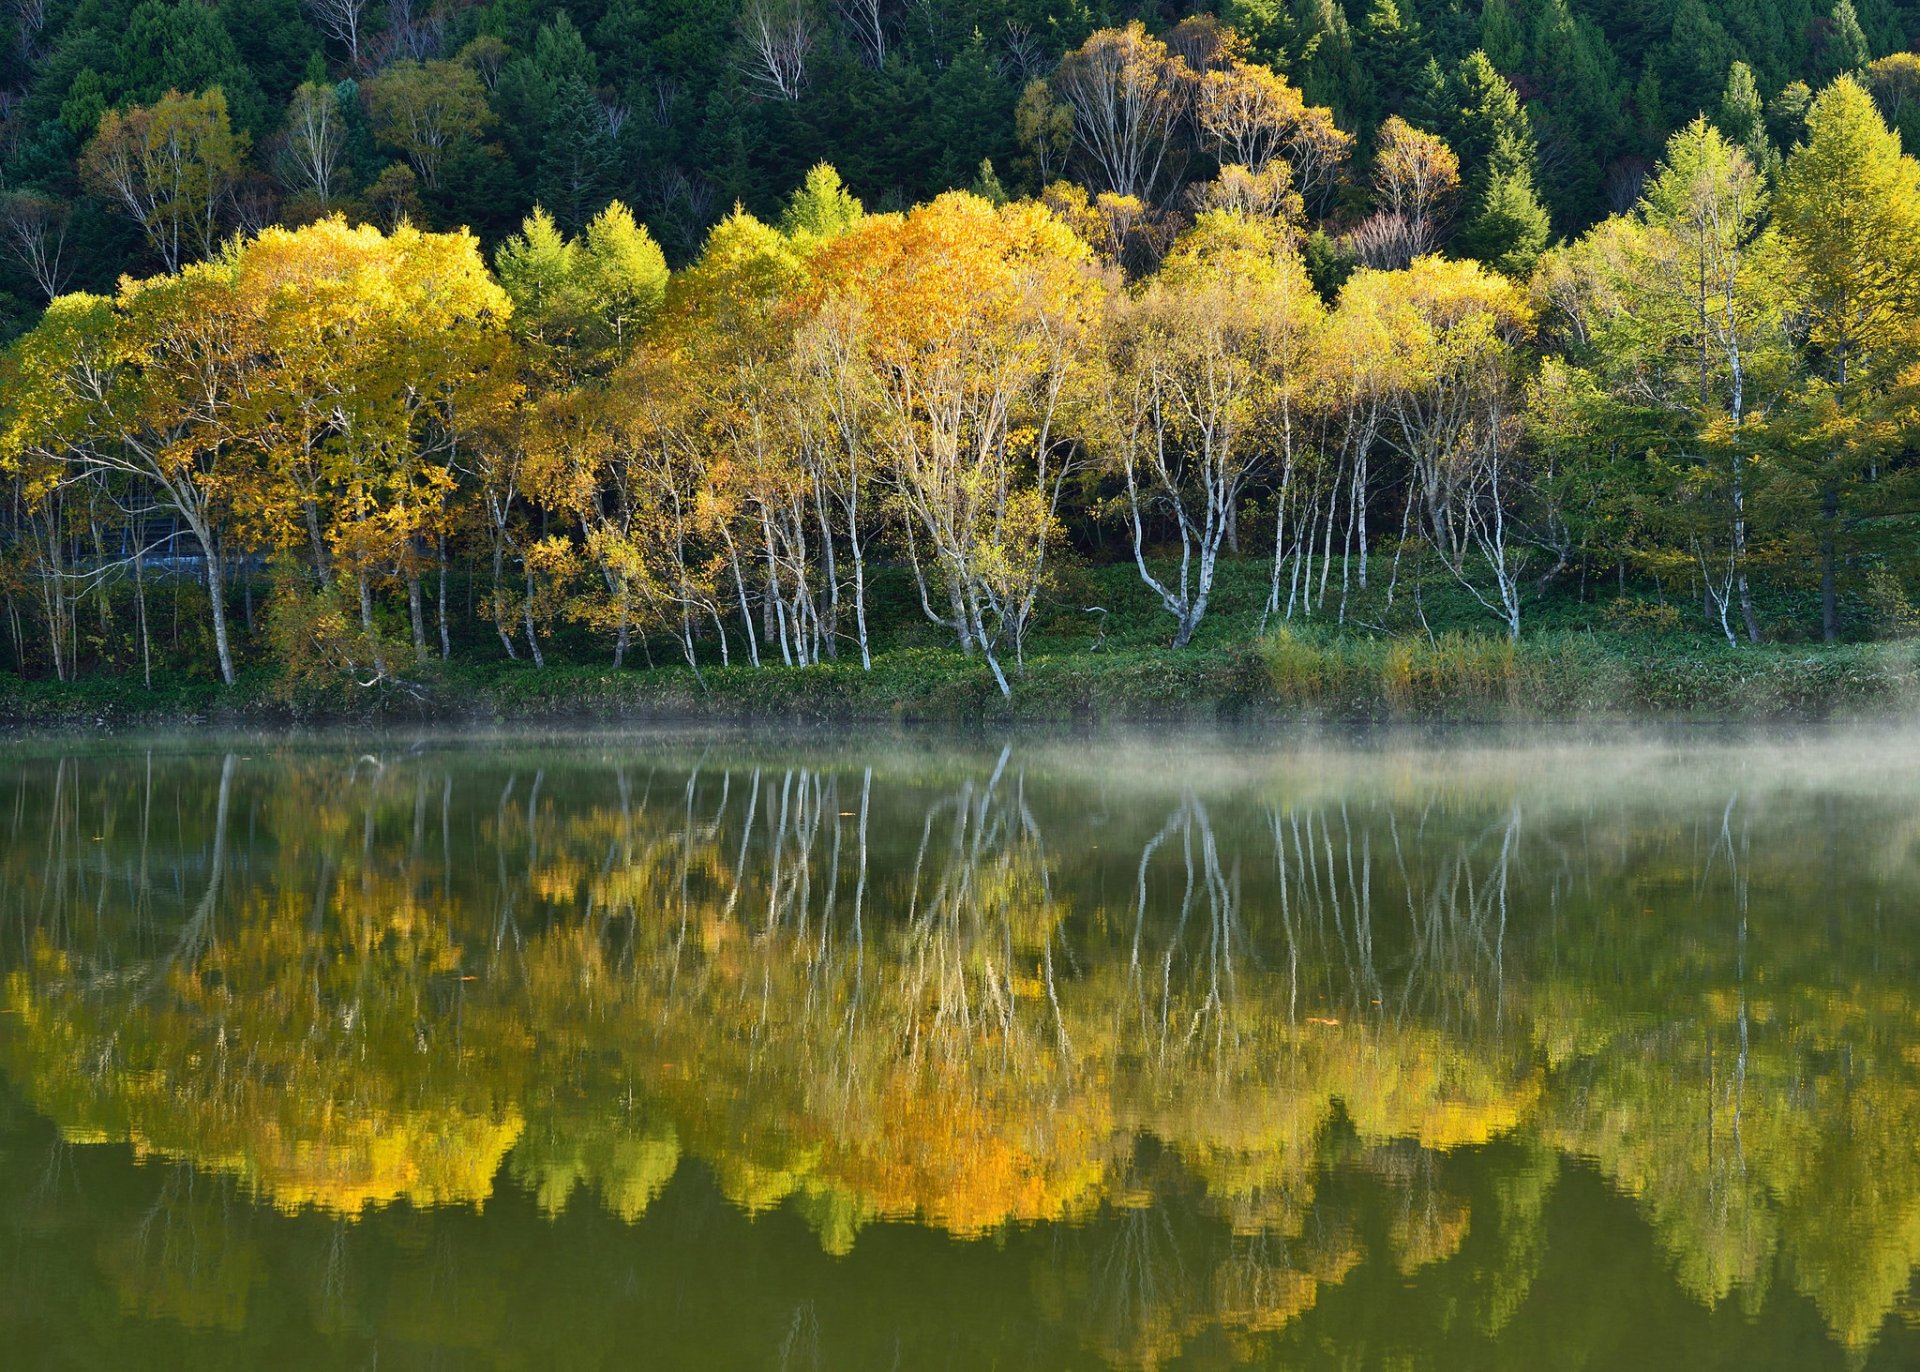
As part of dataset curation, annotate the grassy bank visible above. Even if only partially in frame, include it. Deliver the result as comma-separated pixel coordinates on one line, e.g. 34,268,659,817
2,629,1914,729
1,557,1915,728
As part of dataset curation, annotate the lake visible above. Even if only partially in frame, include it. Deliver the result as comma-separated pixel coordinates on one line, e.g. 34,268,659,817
1,729,1917,1370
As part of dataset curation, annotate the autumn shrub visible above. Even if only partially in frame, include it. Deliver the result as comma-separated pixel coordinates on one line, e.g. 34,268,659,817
1383,634,1518,711
1603,598,1684,634
1259,629,1387,711
261,565,413,701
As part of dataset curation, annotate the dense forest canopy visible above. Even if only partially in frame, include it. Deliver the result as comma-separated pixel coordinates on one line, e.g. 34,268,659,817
0,0,1916,697
8,0,1920,302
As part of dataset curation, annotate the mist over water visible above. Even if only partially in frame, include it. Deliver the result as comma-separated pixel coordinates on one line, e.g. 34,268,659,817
1,728,1917,1370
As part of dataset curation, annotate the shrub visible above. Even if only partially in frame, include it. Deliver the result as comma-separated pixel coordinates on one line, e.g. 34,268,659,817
1603,598,1683,634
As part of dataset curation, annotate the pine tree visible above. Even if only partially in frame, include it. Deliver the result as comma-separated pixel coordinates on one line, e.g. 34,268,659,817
538,77,618,233
1460,167,1551,275
1479,0,1526,72
1717,61,1779,183
1447,50,1551,270
1354,0,1423,135
1820,0,1872,85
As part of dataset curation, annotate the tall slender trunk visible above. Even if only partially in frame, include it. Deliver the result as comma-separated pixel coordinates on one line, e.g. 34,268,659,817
850,532,871,670
436,535,452,659
522,565,544,668
357,570,388,679
1820,484,1839,643
134,544,152,689
205,549,236,686
406,566,428,663
305,501,332,586
720,530,760,668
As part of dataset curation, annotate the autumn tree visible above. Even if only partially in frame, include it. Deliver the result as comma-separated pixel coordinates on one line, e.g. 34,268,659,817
239,220,515,676
499,203,673,667
0,221,513,688
658,208,823,668
1052,23,1195,205
1100,211,1320,647
80,88,247,273
1347,255,1536,638
1634,121,1773,642
822,192,1105,693
1352,116,1459,267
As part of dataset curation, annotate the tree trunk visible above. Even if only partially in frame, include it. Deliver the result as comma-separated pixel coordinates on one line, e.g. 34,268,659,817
134,546,152,690
436,535,452,659
1820,485,1839,643
358,570,388,679
205,540,237,686
305,501,332,586
406,566,428,663
522,565,544,668
491,537,518,659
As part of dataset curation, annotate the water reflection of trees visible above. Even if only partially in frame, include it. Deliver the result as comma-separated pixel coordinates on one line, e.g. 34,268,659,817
2,746,1919,1363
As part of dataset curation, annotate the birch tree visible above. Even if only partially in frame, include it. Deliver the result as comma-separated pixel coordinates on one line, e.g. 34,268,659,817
827,192,1105,694
80,89,247,273
1101,211,1317,646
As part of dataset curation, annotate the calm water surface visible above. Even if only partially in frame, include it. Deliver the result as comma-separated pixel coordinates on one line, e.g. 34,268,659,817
1,730,1918,1370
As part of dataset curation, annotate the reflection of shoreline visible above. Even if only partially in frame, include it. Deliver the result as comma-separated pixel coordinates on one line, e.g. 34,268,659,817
1,745,1917,1361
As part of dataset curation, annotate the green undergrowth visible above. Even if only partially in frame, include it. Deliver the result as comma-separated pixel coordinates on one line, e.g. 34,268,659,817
2,631,1913,729
0,556,1914,728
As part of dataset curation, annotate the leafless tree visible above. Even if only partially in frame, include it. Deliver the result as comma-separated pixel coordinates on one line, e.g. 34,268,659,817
739,0,816,101
4,0,46,62
648,166,715,250
230,172,278,237
1345,211,1423,270
999,21,1046,84
277,82,345,203
599,94,629,140
0,190,72,300
301,0,370,69
835,0,888,67
376,0,447,66
1603,157,1651,217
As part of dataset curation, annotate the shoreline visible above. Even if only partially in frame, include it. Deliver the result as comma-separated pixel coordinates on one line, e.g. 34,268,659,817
3,633,1915,733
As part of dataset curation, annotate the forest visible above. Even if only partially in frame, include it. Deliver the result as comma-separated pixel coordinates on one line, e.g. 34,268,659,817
0,0,1917,705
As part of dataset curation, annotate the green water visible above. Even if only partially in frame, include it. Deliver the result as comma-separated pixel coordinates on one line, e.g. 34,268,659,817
1,730,1917,1371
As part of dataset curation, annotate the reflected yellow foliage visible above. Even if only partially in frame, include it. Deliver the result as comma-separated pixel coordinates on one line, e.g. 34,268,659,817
4,747,1920,1366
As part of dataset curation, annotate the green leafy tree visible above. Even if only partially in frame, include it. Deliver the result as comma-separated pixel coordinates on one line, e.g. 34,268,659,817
1717,61,1779,184
778,162,862,242
1766,76,1920,639
363,59,494,193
